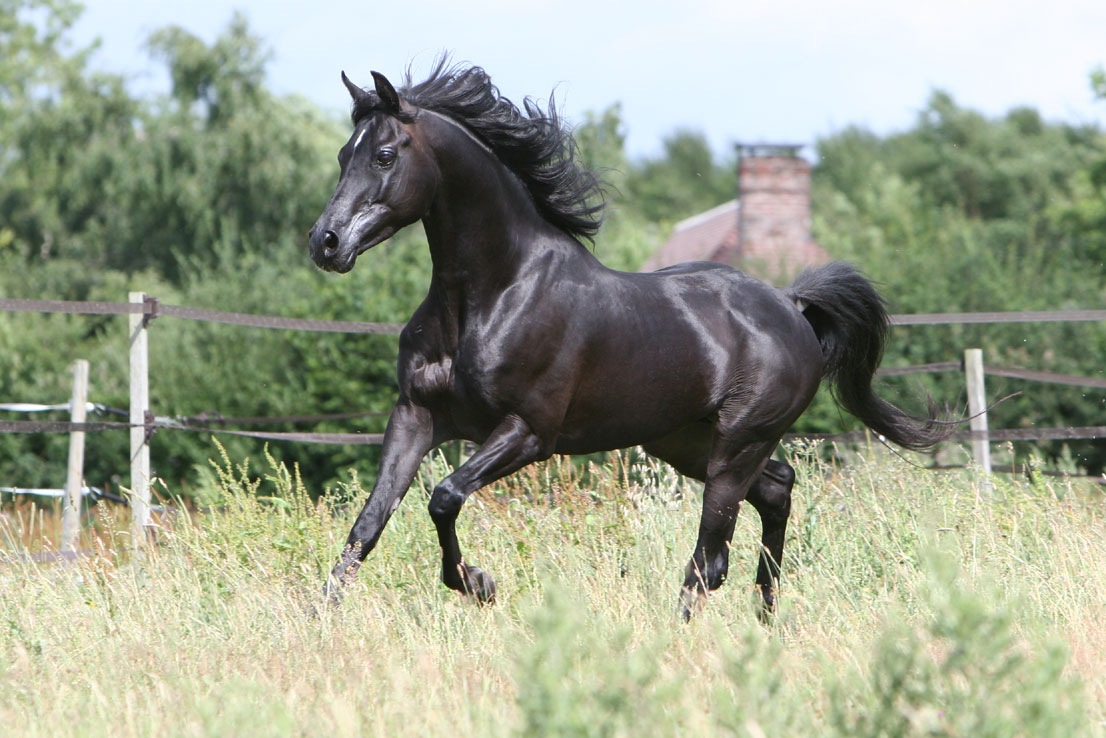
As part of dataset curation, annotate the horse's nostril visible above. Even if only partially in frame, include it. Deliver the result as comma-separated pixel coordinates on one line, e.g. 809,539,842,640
322,231,339,256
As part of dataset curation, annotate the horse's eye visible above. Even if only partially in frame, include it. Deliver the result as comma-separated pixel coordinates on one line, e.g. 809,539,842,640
376,148,396,167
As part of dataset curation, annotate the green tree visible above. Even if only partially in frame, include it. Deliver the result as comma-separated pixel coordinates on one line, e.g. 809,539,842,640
0,0,87,109
0,5,409,494
1052,68,1106,275
572,104,665,272
810,89,1106,472
573,103,628,187
624,129,735,223
1,6,345,282
146,13,268,125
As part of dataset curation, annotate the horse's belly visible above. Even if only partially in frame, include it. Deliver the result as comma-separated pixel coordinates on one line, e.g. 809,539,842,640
552,373,717,454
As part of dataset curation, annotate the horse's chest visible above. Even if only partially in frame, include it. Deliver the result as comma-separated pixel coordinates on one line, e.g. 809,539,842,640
404,350,505,440
407,350,497,406
450,351,503,400
408,355,454,403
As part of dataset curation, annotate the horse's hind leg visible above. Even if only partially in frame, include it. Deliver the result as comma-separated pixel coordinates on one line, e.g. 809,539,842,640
680,438,777,620
428,415,550,603
745,458,795,618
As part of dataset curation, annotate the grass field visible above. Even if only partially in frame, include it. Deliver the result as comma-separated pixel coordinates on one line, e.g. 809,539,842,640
2,443,1104,737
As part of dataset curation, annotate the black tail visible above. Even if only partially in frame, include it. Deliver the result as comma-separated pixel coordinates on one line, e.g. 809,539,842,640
785,262,951,451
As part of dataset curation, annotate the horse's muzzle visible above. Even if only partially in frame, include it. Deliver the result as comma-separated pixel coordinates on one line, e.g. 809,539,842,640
308,228,349,272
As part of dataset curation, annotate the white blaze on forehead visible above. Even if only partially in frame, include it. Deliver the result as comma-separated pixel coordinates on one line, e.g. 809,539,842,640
352,127,368,151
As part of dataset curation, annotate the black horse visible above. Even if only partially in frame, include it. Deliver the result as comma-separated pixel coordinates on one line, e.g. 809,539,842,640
308,61,947,618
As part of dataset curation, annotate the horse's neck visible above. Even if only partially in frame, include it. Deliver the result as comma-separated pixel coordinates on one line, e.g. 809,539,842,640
420,120,592,300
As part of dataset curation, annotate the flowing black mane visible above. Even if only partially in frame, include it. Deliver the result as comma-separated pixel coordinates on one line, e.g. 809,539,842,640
350,60,606,242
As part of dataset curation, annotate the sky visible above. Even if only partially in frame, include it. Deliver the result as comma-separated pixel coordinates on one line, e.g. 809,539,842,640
69,0,1106,159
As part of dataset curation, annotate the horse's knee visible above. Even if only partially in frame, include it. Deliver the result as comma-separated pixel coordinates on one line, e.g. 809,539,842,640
763,458,795,489
749,460,794,522
428,479,465,523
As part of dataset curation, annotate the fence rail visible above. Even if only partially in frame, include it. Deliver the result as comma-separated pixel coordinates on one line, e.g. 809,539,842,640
875,362,1106,390
0,297,404,333
785,426,1106,444
3,295,1104,447
0,418,387,445
3,369,1103,443
4,296,1104,333
3,294,1105,548
889,309,1106,325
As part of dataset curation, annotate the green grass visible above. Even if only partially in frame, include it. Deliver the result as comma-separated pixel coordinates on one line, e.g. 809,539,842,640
1,443,1103,736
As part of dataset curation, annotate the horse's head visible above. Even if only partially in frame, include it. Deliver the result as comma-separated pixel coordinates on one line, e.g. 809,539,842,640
309,71,438,273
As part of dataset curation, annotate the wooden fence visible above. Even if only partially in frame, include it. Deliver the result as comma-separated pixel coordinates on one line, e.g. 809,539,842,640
1,296,1104,551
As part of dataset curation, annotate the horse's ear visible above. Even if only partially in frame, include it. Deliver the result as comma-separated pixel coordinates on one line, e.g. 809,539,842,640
341,71,370,105
371,71,401,112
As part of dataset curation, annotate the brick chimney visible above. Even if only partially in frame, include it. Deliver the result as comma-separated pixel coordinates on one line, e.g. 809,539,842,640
732,143,823,281
641,143,827,279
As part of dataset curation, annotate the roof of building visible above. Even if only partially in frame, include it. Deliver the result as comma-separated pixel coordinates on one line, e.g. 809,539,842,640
639,200,739,272
640,198,830,280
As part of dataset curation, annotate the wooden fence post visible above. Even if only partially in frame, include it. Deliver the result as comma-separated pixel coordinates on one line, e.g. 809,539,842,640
61,359,89,553
129,292,152,544
964,348,992,480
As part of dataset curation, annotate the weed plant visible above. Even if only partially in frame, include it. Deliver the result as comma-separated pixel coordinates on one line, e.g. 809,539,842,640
1,443,1103,736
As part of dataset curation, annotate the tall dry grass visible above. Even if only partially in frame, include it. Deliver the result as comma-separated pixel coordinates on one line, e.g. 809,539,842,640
1,443,1103,736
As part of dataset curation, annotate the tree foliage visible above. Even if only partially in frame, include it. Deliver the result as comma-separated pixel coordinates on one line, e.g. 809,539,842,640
624,128,735,223
0,3,383,493
1,1,1104,495
811,90,1106,471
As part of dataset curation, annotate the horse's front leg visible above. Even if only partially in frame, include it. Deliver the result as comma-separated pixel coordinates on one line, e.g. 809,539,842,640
428,414,551,603
324,400,435,605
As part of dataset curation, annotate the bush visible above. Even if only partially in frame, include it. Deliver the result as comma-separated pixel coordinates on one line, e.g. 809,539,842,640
830,550,1085,737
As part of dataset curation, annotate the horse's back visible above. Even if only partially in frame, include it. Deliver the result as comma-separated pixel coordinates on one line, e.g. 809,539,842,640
544,260,822,449
633,261,815,348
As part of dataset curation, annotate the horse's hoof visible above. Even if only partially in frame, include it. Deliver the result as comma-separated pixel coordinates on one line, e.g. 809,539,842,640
756,585,777,625
463,566,497,605
311,576,345,616
678,585,706,621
